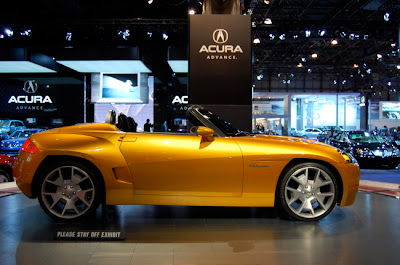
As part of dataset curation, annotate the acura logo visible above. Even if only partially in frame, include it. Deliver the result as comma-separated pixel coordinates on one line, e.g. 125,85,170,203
23,80,38,94
213,29,228,44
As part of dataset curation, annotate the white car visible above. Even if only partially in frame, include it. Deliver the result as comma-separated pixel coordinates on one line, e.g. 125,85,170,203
295,128,323,140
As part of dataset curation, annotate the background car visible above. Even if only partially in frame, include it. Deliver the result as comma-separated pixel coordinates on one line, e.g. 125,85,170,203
0,119,26,140
294,128,323,140
0,154,14,183
0,128,45,156
329,131,400,169
13,106,359,223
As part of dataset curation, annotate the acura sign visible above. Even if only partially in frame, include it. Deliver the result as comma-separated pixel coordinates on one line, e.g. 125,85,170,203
189,15,251,105
7,80,53,110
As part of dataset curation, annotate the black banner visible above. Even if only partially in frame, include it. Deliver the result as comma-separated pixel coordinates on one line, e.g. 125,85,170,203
189,15,251,105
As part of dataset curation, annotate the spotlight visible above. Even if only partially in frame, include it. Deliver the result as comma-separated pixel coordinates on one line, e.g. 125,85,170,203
397,65,400,70
148,0,154,4
269,34,275,40
340,32,346,38
297,63,303,68
342,80,347,85
0,34,3,38
353,64,359,68
331,39,338,45
307,69,312,73
66,32,72,41
302,57,307,62
366,69,372,74
377,54,383,59
253,38,261,44
388,82,392,86
162,33,168,40
318,30,326,36
118,29,130,40
384,13,390,21
305,30,311,37
264,18,272,25
279,34,286,40
188,9,196,15
312,53,318,58
20,29,32,36
293,35,299,39
364,35,369,40
264,0,271,4
391,43,397,47
333,80,337,85
4,28,13,37
257,74,264,80
349,33,355,40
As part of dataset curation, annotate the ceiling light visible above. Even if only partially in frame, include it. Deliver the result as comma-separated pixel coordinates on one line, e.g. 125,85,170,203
118,29,130,40
340,32,346,38
147,32,152,37
366,69,372,74
333,80,337,85
293,35,299,39
377,54,383,59
387,82,392,86
297,63,303,67
353,64,359,68
257,74,264,80
162,33,168,40
384,13,390,21
0,34,4,38
342,80,347,85
264,0,271,4
305,30,311,37
279,34,286,40
4,28,13,37
20,29,32,36
307,69,312,73
331,39,338,45
148,0,154,4
302,57,307,62
397,65,400,70
318,30,326,36
312,53,318,58
188,9,196,15
66,32,72,41
253,38,261,44
264,18,272,25
349,33,355,40
269,34,275,40
391,43,397,47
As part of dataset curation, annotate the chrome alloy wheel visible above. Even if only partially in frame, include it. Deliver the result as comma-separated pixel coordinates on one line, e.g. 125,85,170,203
283,165,336,220
41,166,95,219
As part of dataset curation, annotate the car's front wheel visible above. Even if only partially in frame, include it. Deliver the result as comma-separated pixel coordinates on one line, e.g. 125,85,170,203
277,162,338,221
0,169,12,183
37,161,101,222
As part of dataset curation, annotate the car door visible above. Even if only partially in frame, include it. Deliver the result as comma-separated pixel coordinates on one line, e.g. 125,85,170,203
119,133,243,197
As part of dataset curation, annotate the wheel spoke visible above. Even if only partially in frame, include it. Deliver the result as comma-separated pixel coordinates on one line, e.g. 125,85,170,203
286,187,303,205
45,175,64,188
71,174,89,186
76,188,94,206
291,172,308,186
314,172,332,189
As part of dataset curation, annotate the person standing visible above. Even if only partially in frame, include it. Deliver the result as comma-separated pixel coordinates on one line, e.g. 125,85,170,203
161,121,168,132
144,119,153,132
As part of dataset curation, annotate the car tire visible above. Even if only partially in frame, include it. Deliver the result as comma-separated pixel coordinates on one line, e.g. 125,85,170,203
37,161,101,223
0,169,12,183
276,162,338,221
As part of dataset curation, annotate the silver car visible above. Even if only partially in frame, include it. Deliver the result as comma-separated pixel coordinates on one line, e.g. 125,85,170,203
294,128,323,140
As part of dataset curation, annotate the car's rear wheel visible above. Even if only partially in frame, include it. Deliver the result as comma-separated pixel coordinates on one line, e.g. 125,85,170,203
0,169,12,183
37,161,101,222
277,162,338,221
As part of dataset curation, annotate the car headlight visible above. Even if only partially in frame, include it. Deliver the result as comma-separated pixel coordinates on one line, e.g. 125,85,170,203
356,148,373,157
336,149,358,164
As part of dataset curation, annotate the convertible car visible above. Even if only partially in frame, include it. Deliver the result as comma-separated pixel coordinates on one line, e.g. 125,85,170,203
13,106,360,222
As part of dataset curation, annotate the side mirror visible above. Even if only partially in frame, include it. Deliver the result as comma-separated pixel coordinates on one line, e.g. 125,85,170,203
197,126,214,142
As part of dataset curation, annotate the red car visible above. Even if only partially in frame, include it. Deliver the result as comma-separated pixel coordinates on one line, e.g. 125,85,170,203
0,154,14,183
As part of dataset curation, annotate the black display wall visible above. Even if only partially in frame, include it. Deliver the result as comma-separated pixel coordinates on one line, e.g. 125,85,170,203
0,77,84,127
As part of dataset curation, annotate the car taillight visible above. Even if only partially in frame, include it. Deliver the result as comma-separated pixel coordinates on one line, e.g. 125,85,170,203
20,139,39,154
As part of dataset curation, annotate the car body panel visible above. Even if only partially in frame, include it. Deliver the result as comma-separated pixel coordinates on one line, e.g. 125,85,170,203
14,121,360,209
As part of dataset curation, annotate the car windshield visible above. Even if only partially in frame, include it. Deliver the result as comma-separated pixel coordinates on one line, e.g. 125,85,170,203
349,132,386,143
9,130,38,138
197,109,246,137
0,120,9,127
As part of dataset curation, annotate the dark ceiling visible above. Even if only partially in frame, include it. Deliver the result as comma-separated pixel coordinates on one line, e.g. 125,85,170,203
1,0,399,92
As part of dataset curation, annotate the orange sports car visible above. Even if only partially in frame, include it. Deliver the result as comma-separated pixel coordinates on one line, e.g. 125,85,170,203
13,105,360,222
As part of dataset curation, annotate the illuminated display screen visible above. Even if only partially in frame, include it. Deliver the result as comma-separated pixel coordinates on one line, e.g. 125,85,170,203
381,101,400,119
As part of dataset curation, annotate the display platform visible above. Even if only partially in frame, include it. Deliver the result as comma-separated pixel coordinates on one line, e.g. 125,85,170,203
0,171,399,265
